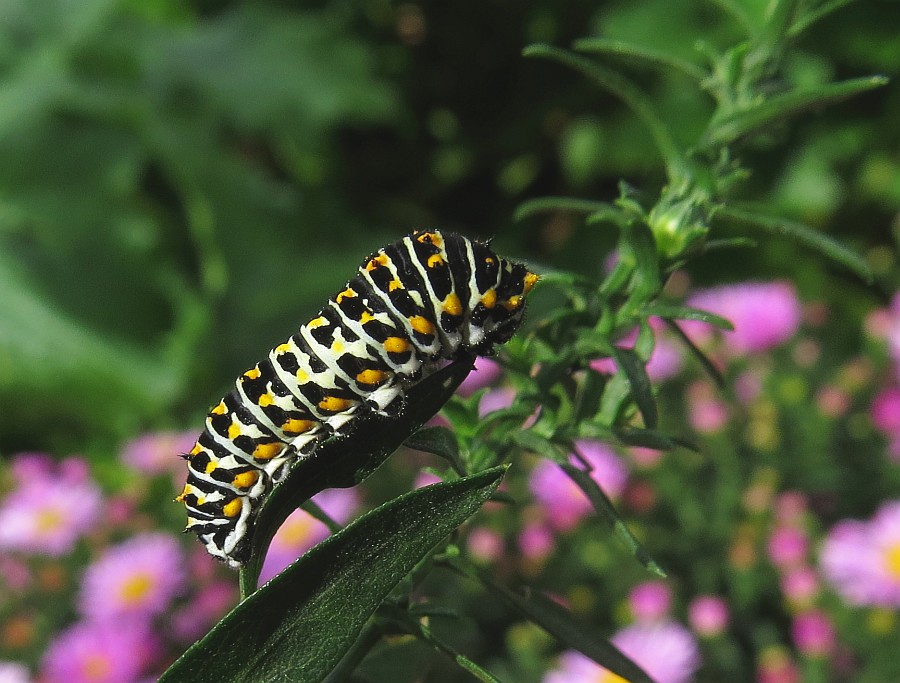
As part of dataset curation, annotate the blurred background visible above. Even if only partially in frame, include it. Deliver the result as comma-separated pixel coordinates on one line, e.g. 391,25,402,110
0,0,898,681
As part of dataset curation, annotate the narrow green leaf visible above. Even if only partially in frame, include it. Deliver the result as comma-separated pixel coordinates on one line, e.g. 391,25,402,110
406,426,464,474
614,427,677,450
714,205,874,283
663,319,727,389
573,37,706,81
322,621,383,683
706,0,758,34
447,558,656,683
561,463,666,577
622,222,661,301
699,237,758,253
597,371,633,425
788,0,854,37
515,196,617,221
705,76,888,146
642,303,735,330
239,357,475,597
611,347,657,429
522,44,685,179
160,467,507,683
574,369,608,423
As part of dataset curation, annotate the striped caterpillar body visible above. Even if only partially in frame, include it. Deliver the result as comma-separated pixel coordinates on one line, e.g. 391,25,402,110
177,230,537,567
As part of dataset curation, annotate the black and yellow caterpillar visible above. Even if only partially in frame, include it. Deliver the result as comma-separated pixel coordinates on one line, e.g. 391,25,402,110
177,230,537,567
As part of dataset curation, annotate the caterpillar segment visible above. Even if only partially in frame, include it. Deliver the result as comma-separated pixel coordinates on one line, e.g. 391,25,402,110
180,230,537,567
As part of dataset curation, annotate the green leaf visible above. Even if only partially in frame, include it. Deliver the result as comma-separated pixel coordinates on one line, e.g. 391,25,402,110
239,356,475,596
572,38,706,81
574,369,608,423
405,426,465,474
642,303,735,330
561,463,666,577
614,427,677,450
663,319,727,389
160,467,507,683
714,205,874,283
447,558,656,683
705,76,888,147
611,347,657,429
522,44,685,180
788,0,854,37
515,196,617,221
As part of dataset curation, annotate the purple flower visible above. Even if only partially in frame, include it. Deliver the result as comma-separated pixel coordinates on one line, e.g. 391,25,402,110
171,580,237,642
589,319,684,383
78,532,186,622
687,381,729,433
688,595,729,637
780,566,820,606
767,526,809,569
629,581,672,623
466,527,504,563
121,432,197,475
820,500,900,607
0,457,102,556
791,610,834,658
41,620,157,683
0,662,31,683
518,521,555,560
259,487,360,584
478,387,516,416
871,387,900,435
685,281,802,354
529,441,628,531
544,621,700,683
456,357,503,396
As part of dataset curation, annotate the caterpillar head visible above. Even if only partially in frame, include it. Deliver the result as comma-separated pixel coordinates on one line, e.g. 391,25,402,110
482,256,538,346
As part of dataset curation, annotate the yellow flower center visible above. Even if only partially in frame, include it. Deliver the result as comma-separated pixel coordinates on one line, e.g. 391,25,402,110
883,542,900,579
278,515,316,546
120,572,153,605
35,508,64,533
596,669,630,683
82,653,111,681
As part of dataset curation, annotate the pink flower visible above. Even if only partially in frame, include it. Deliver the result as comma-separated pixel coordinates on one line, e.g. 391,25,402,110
478,387,516,416
589,319,684,383
688,595,729,637
0,457,102,556
41,620,157,683
629,581,672,623
685,281,802,354
259,487,360,584
687,381,729,433
121,432,196,474
171,580,237,642
456,357,503,396
78,532,186,622
529,441,628,531
518,522,555,560
0,662,31,683
543,621,700,683
871,387,900,435
780,566,820,606
413,471,442,489
792,610,834,658
757,646,800,683
467,527,504,562
820,500,900,607
768,526,809,569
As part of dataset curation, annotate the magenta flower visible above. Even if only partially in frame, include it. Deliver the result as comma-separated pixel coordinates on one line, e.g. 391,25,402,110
0,458,102,556
529,441,628,531
589,319,684,383
685,281,802,354
41,620,157,683
767,526,809,569
544,621,700,683
457,357,503,396
687,381,729,433
780,566,820,606
259,487,360,584
466,527,505,563
518,521,555,560
791,610,834,658
78,532,186,622
0,662,31,683
688,595,729,637
413,470,443,489
629,581,672,623
820,500,900,607
171,580,237,642
871,387,900,435
121,431,197,474
478,387,516,416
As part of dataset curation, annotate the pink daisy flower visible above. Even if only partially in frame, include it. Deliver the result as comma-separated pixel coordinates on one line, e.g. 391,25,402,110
0,459,102,556
544,621,700,683
791,610,835,658
0,661,31,683
629,581,672,623
688,595,729,637
589,319,684,383
456,357,503,396
78,532,186,622
41,620,157,683
820,500,900,607
121,432,197,475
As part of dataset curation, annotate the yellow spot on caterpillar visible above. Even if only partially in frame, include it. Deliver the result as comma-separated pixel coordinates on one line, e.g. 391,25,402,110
409,315,435,336
416,231,443,247
332,340,345,354
523,272,539,294
296,368,310,383
253,442,283,460
356,368,388,385
388,279,403,292
360,311,375,324
244,367,261,380
275,342,291,354
502,295,523,311
205,461,217,475
336,288,356,303
481,289,497,309
427,254,444,268
222,498,243,518
319,396,353,412
384,336,410,354
282,419,315,434
258,393,274,407
232,470,259,490
227,423,242,440
443,293,463,316
211,402,227,415
485,256,495,265
366,253,389,271
175,486,189,502
190,443,204,456
308,317,327,328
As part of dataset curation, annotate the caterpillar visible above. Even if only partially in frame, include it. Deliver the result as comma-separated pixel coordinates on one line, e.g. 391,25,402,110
177,230,537,568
